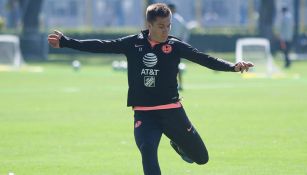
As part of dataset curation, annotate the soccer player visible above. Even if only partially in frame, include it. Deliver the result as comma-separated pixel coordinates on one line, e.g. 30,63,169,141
48,3,253,175
277,6,294,68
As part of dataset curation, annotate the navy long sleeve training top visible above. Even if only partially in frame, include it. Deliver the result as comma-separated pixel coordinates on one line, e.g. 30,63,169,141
60,30,236,106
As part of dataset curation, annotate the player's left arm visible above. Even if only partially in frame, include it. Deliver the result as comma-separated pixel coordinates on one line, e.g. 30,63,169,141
233,61,254,73
177,41,254,72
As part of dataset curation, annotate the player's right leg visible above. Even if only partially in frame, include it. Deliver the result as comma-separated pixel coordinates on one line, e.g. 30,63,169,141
134,110,163,175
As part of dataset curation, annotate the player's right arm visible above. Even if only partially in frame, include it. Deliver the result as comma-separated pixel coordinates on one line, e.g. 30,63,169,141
48,30,128,54
48,30,62,48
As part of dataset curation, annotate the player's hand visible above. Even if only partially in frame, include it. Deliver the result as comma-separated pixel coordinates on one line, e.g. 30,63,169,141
234,61,254,73
48,30,63,48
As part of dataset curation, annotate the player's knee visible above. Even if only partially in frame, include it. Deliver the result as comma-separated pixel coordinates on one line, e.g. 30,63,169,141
194,152,209,165
195,157,209,165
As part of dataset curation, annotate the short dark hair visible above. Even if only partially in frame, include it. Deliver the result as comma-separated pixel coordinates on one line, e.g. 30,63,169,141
146,3,171,23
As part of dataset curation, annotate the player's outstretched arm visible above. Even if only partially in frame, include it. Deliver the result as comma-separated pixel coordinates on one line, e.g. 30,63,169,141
234,61,254,73
47,29,128,54
48,30,63,48
178,41,253,72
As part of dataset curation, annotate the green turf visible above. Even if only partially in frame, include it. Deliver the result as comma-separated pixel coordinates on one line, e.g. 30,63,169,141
0,54,307,175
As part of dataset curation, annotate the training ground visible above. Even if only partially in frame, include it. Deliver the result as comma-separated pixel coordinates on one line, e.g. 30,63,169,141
0,53,306,175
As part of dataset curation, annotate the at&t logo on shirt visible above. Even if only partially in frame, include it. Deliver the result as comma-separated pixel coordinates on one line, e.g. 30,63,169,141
141,53,160,87
143,53,158,67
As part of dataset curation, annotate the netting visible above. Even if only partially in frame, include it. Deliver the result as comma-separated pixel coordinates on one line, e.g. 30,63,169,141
0,35,24,69
236,38,281,77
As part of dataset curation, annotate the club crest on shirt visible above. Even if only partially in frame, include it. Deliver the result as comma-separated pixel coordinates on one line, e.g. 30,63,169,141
135,120,142,128
144,76,155,87
162,44,172,54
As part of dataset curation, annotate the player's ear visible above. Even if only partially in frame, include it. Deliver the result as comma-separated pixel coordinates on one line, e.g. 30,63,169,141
146,22,150,29
147,22,152,30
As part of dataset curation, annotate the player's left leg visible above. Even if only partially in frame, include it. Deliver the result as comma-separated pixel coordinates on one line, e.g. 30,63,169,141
170,139,194,163
159,107,209,165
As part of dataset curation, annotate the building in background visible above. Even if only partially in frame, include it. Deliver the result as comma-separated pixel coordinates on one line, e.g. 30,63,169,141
0,0,305,34
41,0,145,30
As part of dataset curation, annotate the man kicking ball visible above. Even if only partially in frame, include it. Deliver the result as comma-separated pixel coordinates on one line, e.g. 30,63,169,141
48,3,253,175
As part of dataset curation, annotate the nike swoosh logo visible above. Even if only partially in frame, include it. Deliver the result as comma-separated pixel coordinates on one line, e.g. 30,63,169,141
135,44,144,47
187,125,193,132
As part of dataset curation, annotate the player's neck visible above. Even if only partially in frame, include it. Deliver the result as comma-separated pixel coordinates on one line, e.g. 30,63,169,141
147,37,160,48
148,34,161,43
148,33,168,43
147,34,162,48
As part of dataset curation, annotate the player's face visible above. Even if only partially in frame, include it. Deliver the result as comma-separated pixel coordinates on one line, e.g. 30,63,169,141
148,16,171,42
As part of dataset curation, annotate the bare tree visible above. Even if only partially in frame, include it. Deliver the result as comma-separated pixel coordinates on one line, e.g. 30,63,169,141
258,0,276,40
19,0,43,35
18,0,47,60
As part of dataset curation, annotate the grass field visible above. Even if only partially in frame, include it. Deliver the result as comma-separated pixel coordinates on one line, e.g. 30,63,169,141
0,54,307,175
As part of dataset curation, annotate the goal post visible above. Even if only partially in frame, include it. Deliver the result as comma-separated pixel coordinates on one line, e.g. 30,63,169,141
0,35,24,70
235,38,280,77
